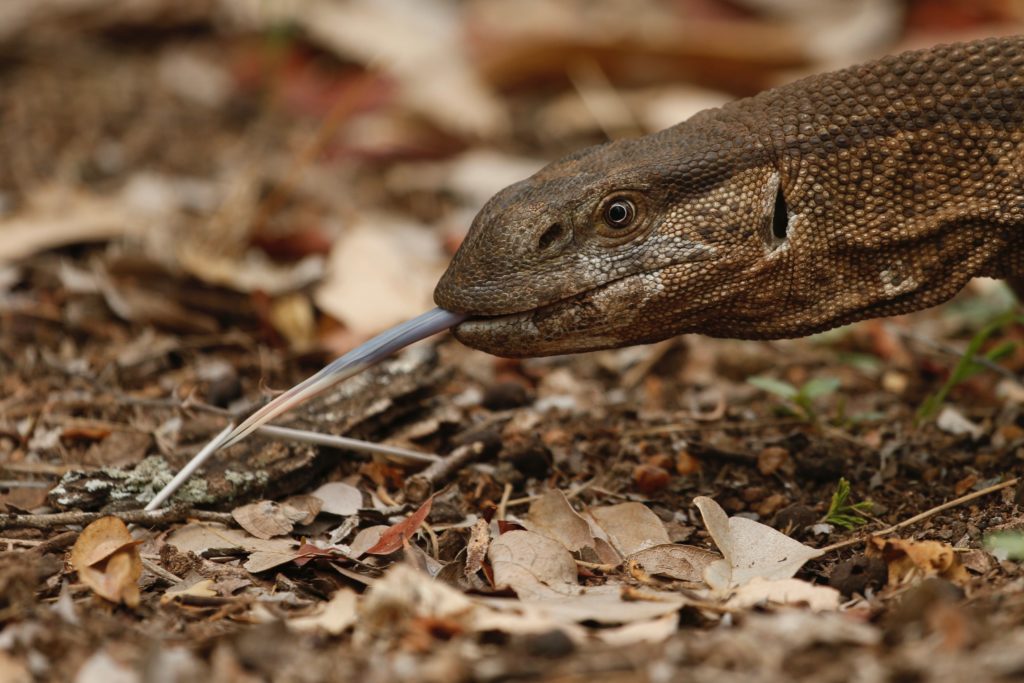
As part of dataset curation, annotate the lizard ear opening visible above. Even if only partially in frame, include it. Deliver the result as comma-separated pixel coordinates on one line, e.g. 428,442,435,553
771,185,789,241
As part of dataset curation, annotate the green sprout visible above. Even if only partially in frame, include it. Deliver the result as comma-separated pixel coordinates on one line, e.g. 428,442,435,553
823,477,872,530
985,531,1024,560
747,375,840,423
916,311,1023,423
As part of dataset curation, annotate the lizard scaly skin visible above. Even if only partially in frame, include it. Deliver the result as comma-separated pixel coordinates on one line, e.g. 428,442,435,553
435,36,1024,357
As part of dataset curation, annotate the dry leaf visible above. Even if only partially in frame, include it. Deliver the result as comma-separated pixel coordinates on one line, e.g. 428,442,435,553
725,577,841,611
166,522,300,573
627,544,720,582
356,564,475,644
281,494,324,525
525,489,593,552
231,500,310,540
70,516,142,607
311,482,363,516
868,537,970,586
366,497,434,555
694,496,823,590
289,589,360,635
465,518,491,578
314,216,447,337
588,502,670,557
349,525,389,559
161,577,217,605
488,530,579,600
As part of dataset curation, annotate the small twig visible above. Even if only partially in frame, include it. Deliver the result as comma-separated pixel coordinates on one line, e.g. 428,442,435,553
141,557,183,584
820,476,1020,553
404,442,486,503
0,507,234,530
576,559,619,572
496,482,512,521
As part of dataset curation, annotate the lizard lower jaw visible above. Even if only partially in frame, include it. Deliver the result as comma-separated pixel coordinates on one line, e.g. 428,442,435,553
451,273,654,357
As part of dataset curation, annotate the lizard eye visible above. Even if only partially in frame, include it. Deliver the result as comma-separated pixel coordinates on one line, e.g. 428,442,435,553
603,199,636,229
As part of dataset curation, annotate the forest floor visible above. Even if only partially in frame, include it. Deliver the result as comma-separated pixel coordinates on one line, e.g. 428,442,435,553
3,2,1024,682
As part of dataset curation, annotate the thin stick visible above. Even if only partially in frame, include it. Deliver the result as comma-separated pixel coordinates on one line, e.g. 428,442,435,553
145,425,233,511
404,442,486,503
820,476,1019,553
257,425,440,463
0,508,234,530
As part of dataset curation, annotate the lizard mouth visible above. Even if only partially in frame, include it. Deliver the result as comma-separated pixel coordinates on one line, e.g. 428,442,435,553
450,270,655,357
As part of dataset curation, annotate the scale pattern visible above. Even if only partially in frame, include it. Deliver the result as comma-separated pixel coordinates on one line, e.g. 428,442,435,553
434,36,1024,357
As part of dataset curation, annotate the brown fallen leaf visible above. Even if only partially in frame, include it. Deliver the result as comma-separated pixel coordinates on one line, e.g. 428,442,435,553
694,496,822,590
525,489,593,552
725,577,841,611
587,502,671,557
311,482,364,516
366,497,434,555
166,523,300,573
627,544,720,582
868,537,970,586
488,530,579,601
231,500,310,540
281,494,324,525
70,516,142,607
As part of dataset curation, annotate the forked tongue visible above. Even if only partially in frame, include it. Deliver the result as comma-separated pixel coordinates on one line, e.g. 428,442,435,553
145,307,465,510
220,307,466,449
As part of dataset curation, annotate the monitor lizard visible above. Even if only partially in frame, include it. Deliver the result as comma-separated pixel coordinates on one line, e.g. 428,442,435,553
169,35,1024,485
435,35,1024,357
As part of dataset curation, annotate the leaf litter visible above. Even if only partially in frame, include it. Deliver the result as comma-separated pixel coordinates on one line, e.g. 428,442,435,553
4,2,1024,681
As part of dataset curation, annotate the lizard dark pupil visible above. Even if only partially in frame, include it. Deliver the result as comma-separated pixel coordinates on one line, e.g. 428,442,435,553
604,200,635,228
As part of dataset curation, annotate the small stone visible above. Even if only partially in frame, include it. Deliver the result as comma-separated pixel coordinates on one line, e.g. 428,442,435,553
756,493,788,518
675,450,701,475
633,464,671,495
774,504,818,535
482,381,532,411
520,629,576,658
829,555,887,596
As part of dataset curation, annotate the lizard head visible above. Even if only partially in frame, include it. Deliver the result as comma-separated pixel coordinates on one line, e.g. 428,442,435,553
434,108,793,356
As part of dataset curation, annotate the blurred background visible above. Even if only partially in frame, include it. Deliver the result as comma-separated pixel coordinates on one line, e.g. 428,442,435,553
1,0,1022,355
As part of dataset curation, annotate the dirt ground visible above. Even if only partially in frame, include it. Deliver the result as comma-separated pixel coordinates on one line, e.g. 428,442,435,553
4,2,1024,682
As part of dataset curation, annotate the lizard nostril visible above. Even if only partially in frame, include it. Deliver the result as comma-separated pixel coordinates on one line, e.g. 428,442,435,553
771,186,789,240
537,223,565,251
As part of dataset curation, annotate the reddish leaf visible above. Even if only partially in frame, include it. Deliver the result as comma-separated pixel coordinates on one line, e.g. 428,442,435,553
497,520,526,534
366,498,433,555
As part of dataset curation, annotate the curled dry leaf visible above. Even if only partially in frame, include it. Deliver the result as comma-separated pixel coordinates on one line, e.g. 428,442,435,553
694,496,823,590
366,497,434,555
311,482,364,516
69,516,142,607
525,489,592,552
488,530,579,601
627,544,720,582
725,577,841,611
587,502,670,557
231,500,310,540
868,537,970,586
465,518,491,578
282,494,324,525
